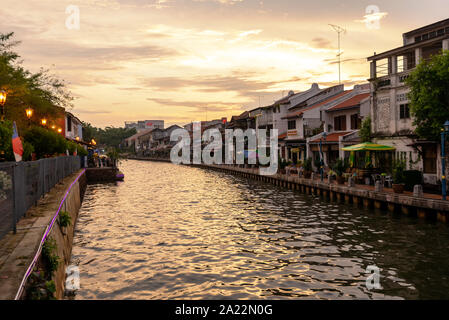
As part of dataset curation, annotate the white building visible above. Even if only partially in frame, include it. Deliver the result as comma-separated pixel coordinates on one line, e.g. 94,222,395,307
125,120,164,132
65,112,83,141
306,84,371,166
247,84,324,161
368,18,449,185
283,84,346,163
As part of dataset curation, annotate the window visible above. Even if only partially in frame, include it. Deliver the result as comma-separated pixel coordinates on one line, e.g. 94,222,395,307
288,120,296,130
423,145,437,174
350,114,361,130
334,115,346,131
400,104,410,119
407,51,416,70
67,115,72,132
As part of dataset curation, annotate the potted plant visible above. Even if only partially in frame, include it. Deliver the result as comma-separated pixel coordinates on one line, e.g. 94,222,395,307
332,158,348,185
392,160,406,193
303,157,313,178
327,169,336,181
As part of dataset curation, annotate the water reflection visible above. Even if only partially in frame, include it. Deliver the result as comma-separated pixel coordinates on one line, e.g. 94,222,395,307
70,160,449,299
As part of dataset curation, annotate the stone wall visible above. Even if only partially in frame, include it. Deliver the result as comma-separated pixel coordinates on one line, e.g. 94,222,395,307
48,172,86,299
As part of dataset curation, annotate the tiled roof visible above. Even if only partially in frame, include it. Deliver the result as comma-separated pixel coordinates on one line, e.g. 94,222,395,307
326,93,370,112
127,128,154,141
284,91,350,119
309,131,351,144
232,111,249,120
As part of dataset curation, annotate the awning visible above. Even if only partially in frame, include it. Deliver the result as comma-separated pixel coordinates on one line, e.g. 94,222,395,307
342,142,396,151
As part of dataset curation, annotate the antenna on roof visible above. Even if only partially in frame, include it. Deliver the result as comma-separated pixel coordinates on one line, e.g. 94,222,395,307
329,24,347,85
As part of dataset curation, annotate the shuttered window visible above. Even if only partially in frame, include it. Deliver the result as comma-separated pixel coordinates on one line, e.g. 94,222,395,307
334,115,346,131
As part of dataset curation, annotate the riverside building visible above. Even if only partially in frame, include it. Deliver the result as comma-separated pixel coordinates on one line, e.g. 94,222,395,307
368,18,449,186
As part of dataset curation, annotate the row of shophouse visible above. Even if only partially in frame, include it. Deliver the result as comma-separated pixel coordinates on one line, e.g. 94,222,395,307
128,19,449,187
124,124,182,157
231,18,449,187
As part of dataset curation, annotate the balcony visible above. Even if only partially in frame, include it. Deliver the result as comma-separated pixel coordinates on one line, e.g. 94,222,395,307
373,69,413,90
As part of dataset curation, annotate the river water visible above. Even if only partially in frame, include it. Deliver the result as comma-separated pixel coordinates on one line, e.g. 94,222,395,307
70,160,449,299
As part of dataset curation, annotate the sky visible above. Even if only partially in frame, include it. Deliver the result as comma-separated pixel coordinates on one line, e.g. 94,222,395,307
1,0,448,128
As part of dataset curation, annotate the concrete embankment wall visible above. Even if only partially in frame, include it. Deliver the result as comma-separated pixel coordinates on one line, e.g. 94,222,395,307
0,170,87,300
49,171,87,299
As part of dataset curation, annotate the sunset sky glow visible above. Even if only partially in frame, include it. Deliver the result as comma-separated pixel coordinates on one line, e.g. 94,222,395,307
1,0,449,127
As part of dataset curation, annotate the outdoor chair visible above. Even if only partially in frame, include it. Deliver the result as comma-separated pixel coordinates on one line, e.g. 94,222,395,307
371,174,381,185
384,175,393,188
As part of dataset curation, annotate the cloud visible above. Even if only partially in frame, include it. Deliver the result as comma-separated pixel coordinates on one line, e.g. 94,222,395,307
310,37,334,49
192,0,244,5
118,87,144,91
81,0,174,9
141,73,306,97
147,97,243,110
355,11,388,25
74,108,112,114
238,29,263,38
27,41,180,62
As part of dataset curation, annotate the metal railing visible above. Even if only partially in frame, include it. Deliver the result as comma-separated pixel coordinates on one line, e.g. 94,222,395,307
0,156,82,240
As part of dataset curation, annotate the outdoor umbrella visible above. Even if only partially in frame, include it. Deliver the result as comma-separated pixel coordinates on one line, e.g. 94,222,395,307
342,142,396,151
342,142,395,169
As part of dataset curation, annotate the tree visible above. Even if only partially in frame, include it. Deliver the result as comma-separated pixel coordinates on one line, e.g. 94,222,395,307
81,121,98,142
406,50,449,141
360,116,372,142
0,32,73,133
23,127,70,158
96,126,136,149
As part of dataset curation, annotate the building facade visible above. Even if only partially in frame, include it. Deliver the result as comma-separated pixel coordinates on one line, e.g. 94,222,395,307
125,120,164,132
368,18,449,185
65,112,83,141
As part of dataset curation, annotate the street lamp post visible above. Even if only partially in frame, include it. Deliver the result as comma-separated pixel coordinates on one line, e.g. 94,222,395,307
0,90,6,161
441,120,449,200
0,90,7,122
25,107,33,127
320,132,327,182
41,118,47,126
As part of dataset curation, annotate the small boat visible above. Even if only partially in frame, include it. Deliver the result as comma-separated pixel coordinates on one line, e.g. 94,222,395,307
116,171,125,181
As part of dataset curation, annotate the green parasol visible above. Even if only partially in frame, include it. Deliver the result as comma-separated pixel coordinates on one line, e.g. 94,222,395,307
342,142,396,152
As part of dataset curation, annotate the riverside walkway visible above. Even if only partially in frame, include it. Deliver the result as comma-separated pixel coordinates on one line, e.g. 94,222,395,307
131,157,449,223
0,170,86,300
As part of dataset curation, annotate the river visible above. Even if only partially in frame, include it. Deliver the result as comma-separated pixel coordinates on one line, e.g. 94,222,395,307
70,160,449,299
